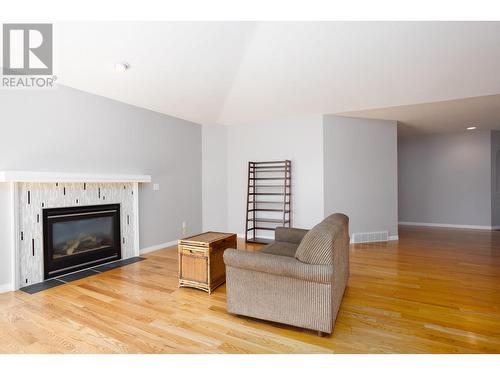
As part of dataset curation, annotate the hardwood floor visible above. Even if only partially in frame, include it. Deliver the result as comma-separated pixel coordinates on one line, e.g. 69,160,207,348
1,226,499,353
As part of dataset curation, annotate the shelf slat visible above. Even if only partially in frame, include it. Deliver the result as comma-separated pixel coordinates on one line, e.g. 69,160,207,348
250,169,287,172
250,177,287,180
248,227,278,231
247,218,290,223
248,209,290,212
251,193,290,196
249,184,289,187
250,200,287,203
250,161,289,165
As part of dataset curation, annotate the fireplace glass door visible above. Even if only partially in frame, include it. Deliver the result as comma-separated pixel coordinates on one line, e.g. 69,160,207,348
43,204,121,279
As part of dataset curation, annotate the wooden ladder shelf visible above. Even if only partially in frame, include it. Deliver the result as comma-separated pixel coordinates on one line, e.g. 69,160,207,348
245,160,292,244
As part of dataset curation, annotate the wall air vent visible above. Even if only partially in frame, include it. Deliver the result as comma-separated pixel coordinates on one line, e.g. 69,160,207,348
352,231,389,244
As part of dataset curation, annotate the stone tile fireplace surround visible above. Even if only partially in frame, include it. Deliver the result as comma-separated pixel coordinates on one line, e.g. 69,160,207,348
0,171,151,290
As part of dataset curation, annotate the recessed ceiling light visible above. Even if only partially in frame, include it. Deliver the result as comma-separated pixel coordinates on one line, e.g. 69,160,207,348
466,126,477,130
114,62,130,72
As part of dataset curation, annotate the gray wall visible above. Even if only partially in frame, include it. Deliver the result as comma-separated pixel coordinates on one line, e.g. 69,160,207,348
398,130,491,227
323,115,398,237
0,85,202,251
490,130,500,227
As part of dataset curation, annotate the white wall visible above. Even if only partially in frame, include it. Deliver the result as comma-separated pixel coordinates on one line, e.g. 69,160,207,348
323,115,399,238
226,115,324,236
398,130,492,228
202,124,228,232
0,85,203,288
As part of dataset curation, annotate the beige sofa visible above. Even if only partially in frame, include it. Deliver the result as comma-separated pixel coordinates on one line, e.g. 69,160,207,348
223,213,350,335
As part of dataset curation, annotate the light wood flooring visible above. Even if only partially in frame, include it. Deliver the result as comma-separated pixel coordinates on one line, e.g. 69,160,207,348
0,226,499,353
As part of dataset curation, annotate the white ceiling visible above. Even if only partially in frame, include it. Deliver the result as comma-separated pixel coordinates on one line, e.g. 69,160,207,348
339,94,500,136
55,22,256,125
54,22,500,127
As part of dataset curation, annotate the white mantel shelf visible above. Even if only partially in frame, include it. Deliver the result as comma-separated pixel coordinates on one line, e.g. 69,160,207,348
0,171,152,183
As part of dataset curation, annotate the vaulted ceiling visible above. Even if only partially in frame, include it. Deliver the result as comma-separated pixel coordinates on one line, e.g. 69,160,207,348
55,22,500,127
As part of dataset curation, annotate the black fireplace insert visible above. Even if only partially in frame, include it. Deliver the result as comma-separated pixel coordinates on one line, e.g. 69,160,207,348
43,204,122,279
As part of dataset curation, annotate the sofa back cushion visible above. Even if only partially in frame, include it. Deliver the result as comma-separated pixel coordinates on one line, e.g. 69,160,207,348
295,222,336,265
323,213,349,228
294,213,348,265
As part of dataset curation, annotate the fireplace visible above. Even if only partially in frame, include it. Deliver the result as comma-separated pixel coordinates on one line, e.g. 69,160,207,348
43,204,122,279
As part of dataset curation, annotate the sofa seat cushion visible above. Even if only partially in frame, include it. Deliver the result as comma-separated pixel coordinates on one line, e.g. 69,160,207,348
261,241,298,257
224,249,334,284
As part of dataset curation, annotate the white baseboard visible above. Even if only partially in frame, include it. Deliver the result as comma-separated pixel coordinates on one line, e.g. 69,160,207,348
399,221,495,230
140,240,178,255
350,235,399,244
0,283,13,294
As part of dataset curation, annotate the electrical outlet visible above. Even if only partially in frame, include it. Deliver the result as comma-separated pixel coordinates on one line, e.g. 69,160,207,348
153,183,160,191
182,221,187,235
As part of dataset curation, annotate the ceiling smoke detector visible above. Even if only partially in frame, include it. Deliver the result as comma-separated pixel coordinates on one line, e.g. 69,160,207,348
114,62,130,72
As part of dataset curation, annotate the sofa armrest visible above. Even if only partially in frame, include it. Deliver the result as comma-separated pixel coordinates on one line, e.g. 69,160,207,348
224,248,332,284
275,227,309,244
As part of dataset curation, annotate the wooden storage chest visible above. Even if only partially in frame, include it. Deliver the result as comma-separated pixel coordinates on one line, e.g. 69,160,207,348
178,232,237,294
